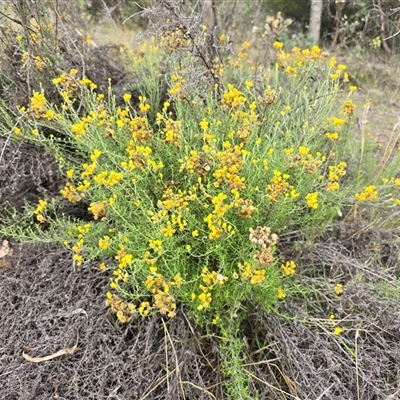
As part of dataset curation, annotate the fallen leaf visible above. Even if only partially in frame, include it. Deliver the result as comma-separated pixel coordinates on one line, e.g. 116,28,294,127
22,330,79,363
0,259,11,268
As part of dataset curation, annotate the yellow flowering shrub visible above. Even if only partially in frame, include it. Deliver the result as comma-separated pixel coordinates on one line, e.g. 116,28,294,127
7,31,399,331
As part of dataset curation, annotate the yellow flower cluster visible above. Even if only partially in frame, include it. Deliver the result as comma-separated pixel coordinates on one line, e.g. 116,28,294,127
145,266,182,317
115,106,130,129
79,77,97,90
115,244,133,268
179,150,213,177
33,199,48,223
168,74,185,96
129,116,153,143
52,68,80,98
238,41,251,60
60,181,86,202
125,143,152,170
343,100,355,118
88,201,106,220
156,110,181,145
94,170,123,186
148,239,163,257
105,292,136,323
109,244,132,289
329,314,343,335
159,213,187,237
138,96,151,113
328,117,346,127
29,91,47,119
82,149,101,178
277,287,286,299
212,144,248,190
65,223,91,267
222,84,247,109
284,146,326,175
258,86,276,107
281,260,296,276
330,63,347,81
162,27,191,52
327,162,347,192
158,187,196,211
326,132,340,141
355,185,378,201
276,44,327,69
138,301,152,316
192,267,229,311
70,111,99,140
119,36,159,67
334,283,343,295
33,55,48,72
267,170,298,202
236,111,258,142
238,261,266,284
305,192,319,209
98,235,111,250
204,192,235,240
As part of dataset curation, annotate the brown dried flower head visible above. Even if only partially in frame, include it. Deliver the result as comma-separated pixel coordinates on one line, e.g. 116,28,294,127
253,247,274,266
249,226,278,248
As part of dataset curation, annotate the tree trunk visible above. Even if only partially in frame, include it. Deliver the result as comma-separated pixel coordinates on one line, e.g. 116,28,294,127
309,0,323,44
204,0,219,62
376,0,392,57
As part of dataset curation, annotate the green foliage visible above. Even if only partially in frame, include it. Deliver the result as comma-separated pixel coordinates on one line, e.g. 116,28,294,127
325,0,400,53
219,320,254,400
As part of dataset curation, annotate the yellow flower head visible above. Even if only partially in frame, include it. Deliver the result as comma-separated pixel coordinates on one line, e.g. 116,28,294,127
305,192,319,209
123,93,132,102
277,287,286,299
334,283,343,295
334,326,343,335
